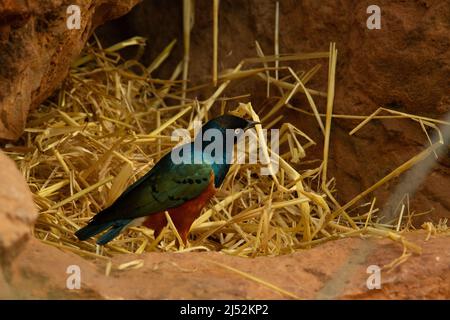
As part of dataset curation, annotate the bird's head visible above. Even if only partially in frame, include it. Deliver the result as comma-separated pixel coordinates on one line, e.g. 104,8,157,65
193,114,260,186
201,114,260,138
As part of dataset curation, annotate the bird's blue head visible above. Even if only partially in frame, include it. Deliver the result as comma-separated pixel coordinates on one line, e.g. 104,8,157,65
201,114,259,134
195,114,260,186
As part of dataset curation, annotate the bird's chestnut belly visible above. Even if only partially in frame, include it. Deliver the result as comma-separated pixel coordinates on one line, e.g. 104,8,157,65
142,175,217,238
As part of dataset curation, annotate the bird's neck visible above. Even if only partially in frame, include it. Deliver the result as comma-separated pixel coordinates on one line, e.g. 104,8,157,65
210,157,231,188
193,127,234,187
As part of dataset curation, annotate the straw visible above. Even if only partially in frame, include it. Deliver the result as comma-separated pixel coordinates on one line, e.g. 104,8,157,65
274,1,280,80
182,0,193,105
213,0,220,86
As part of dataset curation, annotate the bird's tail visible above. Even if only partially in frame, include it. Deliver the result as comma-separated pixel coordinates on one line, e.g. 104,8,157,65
75,220,115,241
75,205,133,245
75,219,132,245
96,223,128,245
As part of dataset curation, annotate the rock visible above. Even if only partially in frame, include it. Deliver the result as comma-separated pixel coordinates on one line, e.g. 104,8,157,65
0,0,141,140
1,231,449,299
0,151,37,260
2,239,103,299
97,0,450,117
1,0,449,301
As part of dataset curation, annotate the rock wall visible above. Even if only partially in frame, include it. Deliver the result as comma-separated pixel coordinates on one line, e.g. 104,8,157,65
96,0,450,223
0,152,37,262
0,0,141,140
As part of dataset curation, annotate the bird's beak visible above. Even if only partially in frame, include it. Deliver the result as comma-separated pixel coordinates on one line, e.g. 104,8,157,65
245,120,261,130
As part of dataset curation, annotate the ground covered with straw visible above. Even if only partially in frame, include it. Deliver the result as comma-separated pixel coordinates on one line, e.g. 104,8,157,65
5,36,448,261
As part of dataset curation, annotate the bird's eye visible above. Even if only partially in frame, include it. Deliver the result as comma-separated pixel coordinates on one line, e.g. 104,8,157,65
234,128,242,135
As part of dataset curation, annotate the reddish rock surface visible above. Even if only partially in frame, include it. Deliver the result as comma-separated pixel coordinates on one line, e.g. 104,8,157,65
96,0,450,223
0,151,37,261
0,0,141,140
0,0,449,300
1,232,449,299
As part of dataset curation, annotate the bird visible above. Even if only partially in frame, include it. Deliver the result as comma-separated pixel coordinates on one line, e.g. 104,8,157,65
75,114,259,245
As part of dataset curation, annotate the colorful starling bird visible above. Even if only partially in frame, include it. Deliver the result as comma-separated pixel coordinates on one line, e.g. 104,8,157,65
75,114,259,245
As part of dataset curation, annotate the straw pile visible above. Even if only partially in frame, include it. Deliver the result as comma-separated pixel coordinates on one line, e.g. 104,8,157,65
5,34,447,261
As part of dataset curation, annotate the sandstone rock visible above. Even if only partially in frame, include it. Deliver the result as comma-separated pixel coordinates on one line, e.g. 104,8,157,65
1,231,448,299
0,151,37,260
0,0,141,140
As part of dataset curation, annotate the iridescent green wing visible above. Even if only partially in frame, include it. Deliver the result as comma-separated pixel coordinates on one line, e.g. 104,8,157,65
93,157,213,223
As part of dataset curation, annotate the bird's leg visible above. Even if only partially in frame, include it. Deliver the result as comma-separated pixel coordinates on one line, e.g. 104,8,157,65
170,209,201,248
172,217,193,247
143,211,167,239
177,229,189,247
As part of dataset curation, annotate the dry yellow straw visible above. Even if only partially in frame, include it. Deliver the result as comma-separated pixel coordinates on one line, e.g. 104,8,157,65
6,35,436,261
213,0,220,86
321,43,336,188
182,0,193,105
206,259,301,299
274,1,280,80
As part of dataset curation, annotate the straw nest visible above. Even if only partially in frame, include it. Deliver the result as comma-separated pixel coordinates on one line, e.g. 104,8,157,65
5,35,448,262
